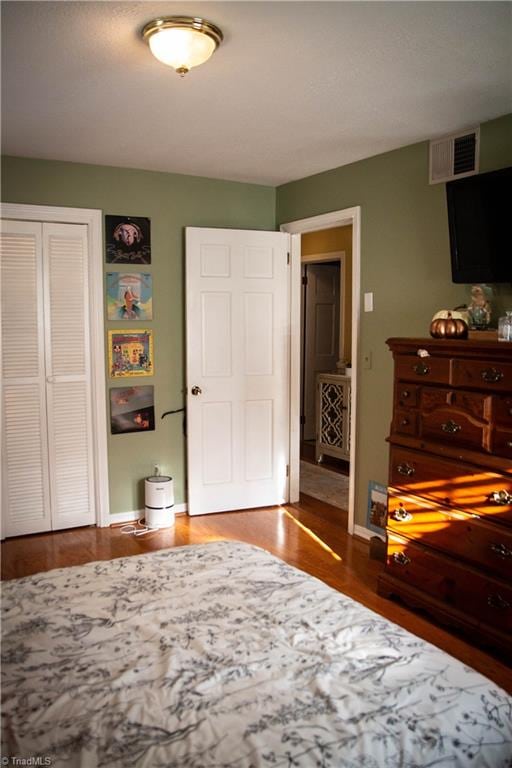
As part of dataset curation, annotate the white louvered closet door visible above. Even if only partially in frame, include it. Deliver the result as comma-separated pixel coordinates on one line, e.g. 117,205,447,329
43,223,94,530
1,220,95,536
1,220,52,536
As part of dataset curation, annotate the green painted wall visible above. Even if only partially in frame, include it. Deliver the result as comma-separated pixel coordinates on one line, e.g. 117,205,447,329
276,113,512,528
1,156,276,515
3,113,511,528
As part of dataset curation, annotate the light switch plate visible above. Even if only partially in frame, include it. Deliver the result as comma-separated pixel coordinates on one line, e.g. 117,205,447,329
364,292,374,312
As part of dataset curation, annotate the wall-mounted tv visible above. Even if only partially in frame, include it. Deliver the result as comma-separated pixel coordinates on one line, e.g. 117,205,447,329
446,166,511,284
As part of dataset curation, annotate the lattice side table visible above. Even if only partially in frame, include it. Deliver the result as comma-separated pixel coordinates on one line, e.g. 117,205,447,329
315,373,351,462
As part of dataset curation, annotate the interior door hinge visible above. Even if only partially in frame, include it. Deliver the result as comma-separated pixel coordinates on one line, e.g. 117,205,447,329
302,275,308,286
300,414,306,425
287,251,290,265
286,464,289,477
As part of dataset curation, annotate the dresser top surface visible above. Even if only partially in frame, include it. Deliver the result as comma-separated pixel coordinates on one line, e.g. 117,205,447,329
387,337,512,359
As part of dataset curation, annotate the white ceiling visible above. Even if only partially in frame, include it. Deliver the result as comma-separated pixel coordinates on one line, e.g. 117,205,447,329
2,2,511,186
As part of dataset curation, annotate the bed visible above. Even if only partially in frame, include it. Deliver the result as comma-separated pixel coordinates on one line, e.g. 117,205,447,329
2,540,511,767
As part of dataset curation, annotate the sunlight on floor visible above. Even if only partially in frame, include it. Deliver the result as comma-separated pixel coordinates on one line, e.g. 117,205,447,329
281,508,342,561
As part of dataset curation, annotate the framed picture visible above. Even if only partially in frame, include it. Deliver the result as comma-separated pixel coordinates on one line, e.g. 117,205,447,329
105,215,151,264
106,272,153,320
110,386,155,434
367,481,388,533
108,330,153,378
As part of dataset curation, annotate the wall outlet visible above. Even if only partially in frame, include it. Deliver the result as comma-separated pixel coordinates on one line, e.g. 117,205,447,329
364,292,374,312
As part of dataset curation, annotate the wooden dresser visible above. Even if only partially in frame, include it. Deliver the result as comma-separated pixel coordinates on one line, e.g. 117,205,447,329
378,337,512,655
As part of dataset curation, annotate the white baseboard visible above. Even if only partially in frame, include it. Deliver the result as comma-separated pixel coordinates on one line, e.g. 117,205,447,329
353,524,385,542
107,503,188,527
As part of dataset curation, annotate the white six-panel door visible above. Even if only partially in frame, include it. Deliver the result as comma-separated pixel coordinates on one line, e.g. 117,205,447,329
303,263,340,440
1,219,95,536
186,228,290,515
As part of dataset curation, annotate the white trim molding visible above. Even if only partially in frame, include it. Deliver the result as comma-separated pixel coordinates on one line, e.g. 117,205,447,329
1,203,110,526
280,207,361,536
354,524,385,542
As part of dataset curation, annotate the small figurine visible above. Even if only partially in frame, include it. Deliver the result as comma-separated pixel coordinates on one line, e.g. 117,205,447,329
467,284,492,329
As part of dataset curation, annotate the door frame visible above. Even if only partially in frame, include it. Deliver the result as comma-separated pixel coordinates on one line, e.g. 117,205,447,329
281,207,361,536
1,202,110,527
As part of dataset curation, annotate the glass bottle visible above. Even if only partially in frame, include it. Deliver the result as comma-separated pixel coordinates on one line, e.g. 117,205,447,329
498,311,512,342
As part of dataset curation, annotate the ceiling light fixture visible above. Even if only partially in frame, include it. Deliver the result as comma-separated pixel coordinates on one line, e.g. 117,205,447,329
142,16,223,77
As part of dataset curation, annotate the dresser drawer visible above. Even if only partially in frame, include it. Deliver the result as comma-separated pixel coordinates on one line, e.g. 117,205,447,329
395,355,450,384
389,446,512,526
421,387,490,421
387,491,512,581
492,427,512,459
393,409,417,436
452,358,512,392
420,407,487,452
395,383,420,408
386,534,512,634
493,396,512,426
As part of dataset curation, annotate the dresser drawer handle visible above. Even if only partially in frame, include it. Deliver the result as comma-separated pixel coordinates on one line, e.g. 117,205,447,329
441,420,462,434
392,551,411,566
396,463,415,477
413,362,430,376
491,543,512,559
401,390,410,399
481,367,504,383
489,490,512,506
392,505,413,523
487,593,510,610
400,418,410,427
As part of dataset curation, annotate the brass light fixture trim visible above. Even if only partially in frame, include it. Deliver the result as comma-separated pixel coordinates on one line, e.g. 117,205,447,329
142,16,223,76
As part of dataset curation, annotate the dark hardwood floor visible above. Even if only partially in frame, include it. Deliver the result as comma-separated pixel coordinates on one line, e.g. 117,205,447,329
2,494,511,692
300,439,349,475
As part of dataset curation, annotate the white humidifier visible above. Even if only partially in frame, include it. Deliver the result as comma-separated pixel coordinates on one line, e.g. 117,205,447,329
144,476,175,529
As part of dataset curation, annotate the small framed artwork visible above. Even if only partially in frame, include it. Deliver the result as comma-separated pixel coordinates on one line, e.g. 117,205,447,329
106,272,153,320
110,386,155,434
367,481,388,533
105,215,151,264
108,330,153,378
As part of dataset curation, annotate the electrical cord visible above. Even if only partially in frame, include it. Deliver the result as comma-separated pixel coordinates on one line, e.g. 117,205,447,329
161,406,186,436
120,519,153,536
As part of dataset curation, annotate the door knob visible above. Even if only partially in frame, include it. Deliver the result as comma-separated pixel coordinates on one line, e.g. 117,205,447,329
191,386,202,396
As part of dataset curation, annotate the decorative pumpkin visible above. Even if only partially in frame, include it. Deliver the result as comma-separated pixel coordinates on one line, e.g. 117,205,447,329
431,308,470,325
430,311,468,339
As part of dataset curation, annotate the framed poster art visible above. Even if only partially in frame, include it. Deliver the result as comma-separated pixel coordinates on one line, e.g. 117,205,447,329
110,386,155,434
367,480,388,534
108,330,153,378
105,215,151,264
106,272,153,320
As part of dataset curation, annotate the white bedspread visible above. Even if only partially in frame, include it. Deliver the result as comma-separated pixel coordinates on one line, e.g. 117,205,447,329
2,540,511,767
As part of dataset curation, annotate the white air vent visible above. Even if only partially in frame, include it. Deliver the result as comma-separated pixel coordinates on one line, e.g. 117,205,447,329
429,126,480,184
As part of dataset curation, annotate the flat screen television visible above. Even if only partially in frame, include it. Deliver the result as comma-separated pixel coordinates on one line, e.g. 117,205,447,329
446,166,511,283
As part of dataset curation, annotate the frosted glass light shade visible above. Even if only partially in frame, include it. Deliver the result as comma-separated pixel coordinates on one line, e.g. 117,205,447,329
143,17,223,76
149,28,216,70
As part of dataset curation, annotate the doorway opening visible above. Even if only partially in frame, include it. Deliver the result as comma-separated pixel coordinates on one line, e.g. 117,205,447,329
300,227,352,517
281,207,361,536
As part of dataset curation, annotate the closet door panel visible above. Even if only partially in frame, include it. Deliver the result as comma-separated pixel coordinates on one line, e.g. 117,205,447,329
44,223,95,529
1,221,51,536
2,384,50,535
49,381,93,528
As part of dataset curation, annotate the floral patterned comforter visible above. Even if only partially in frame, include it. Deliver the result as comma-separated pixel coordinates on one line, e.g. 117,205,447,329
2,540,511,767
